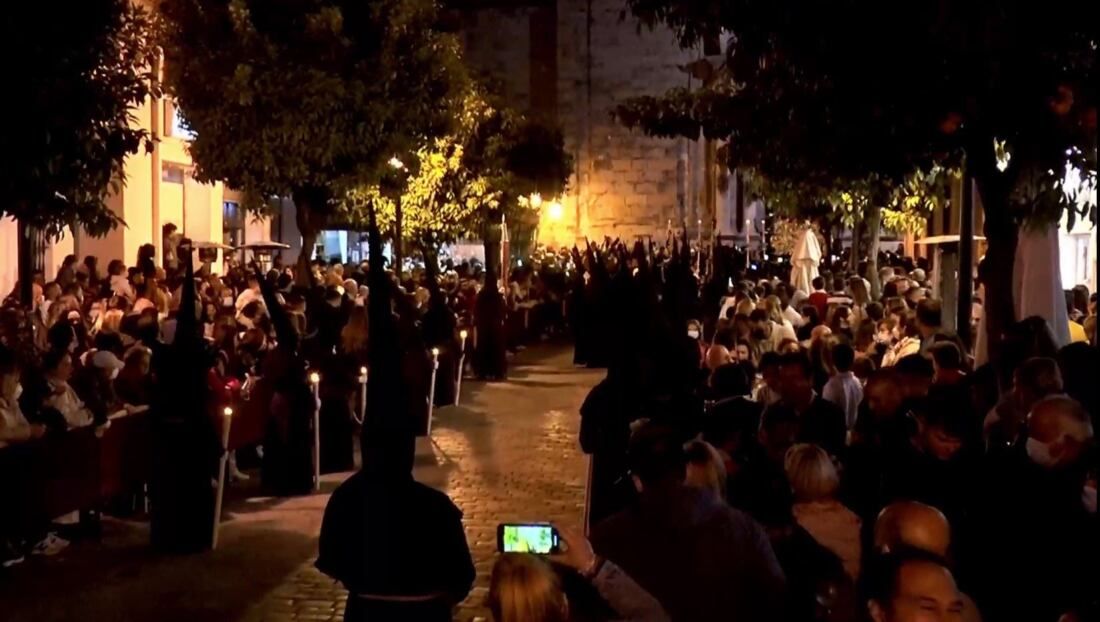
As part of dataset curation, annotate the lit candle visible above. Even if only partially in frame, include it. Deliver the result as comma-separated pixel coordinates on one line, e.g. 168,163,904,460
309,372,321,491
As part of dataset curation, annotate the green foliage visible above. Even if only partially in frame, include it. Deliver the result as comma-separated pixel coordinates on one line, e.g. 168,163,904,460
1,1,160,238
342,87,573,247
160,0,469,216
620,0,1097,226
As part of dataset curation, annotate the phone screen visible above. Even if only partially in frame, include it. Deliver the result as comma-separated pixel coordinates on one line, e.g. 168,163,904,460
498,523,558,554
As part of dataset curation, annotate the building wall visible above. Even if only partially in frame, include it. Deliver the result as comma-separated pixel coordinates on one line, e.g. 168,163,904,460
458,0,700,248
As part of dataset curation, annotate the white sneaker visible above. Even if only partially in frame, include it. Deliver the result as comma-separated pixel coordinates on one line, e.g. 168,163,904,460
30,533,69,557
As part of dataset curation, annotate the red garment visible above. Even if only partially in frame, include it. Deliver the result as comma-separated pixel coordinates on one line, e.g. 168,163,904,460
808,291,829,318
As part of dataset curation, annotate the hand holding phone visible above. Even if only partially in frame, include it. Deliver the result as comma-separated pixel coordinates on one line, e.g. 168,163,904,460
547,524,597,574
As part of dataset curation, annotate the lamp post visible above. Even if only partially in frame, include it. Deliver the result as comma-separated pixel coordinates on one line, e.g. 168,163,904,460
309,371,321,491
212,406,233,549
427,348,440,436
389,156,406,274
456,330,468,405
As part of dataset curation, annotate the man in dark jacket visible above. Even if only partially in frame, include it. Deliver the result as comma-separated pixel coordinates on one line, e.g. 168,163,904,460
592,423,786,622
775,352,847,458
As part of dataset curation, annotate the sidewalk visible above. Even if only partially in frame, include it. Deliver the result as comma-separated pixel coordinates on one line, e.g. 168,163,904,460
0,345,599,622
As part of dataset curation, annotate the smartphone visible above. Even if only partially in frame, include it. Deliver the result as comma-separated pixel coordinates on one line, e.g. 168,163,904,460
497,523,560,555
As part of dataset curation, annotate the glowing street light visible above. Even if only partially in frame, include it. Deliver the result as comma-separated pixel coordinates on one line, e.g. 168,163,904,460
388,156,405,171
547,200,564,221
529,192,543,209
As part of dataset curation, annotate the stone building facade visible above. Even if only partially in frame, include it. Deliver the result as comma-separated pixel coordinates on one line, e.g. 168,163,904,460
457,0,744,248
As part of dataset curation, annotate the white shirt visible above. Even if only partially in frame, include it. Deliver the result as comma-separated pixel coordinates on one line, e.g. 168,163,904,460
44,380,94,429
766,321,798,352
822,371,863,430
110,274,135,299
782,305,804,328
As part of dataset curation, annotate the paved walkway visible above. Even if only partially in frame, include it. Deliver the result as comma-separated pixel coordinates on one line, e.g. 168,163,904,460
0,345,598,622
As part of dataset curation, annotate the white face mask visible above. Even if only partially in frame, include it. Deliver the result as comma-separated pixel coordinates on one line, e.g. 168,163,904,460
1026,437,1058,468
223,296,234,307
687,329,700,340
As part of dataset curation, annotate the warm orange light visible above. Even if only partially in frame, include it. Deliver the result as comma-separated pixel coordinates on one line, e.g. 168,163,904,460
547,201,564,221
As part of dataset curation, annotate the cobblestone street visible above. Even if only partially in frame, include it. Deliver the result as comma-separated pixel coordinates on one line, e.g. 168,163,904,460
0,345,597,622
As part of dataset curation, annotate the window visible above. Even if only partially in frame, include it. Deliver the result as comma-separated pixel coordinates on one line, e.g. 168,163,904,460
162,163,185,183
223,201,244,248
165,99,197,141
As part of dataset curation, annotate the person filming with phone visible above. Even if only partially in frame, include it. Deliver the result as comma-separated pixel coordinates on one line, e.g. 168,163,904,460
489,524,670,622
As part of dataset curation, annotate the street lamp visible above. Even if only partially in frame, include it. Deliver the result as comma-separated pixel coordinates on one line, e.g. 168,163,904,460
389,156,406,272
529,192,543,209
547,200,564,222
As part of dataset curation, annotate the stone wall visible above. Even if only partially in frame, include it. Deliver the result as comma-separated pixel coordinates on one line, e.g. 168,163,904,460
458,0,706,247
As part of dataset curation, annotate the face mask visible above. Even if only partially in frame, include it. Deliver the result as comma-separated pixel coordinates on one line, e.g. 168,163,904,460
1026,437,1058,468
687,329,700,340
223,296,233,307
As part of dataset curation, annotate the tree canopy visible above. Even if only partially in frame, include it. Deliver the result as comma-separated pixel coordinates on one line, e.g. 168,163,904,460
1,1,160,238
159,0,469,275
620,0,1096,225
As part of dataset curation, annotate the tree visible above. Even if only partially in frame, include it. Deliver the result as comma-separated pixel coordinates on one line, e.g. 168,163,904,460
1,1,160,304
160,0,468,284
343,90,499,280
620,0,1097,363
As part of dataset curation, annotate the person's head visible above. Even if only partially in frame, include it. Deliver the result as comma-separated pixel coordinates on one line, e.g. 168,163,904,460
341,306,369,353
760,404,800,463
913,393,969,461
866,370,904,420
874,501,951,556
1026,395,1094,470
810,323,833,344
712,362,752,398
246,273,260,292
759,351,782,389
915,299,942,338
687,319,702,340
865,550,963,622
928,342,963,378
748,308,771,340
866,301,885,323
764,295,785,325
627,422,687,492
812,276,825,292
42,349,73,382
784,443,839,503
801,304,821,328
43,281,62,302
123,347,152,377
777,352,814,405
849,277,871,306
705,344,733,371
61,254,78,269
488,553,568,622
829,342,855,374
684,439,727,500
733,340,752,363
1013,356,1063,413
895,355,934,399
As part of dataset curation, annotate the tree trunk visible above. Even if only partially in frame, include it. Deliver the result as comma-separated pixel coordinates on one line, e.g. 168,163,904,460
849,218,862,273
864,203,882,300
974,172,1018,381
422,238,440,292
17,219,36,307
293,187,328,287
957,174,975,350
393,194,403,276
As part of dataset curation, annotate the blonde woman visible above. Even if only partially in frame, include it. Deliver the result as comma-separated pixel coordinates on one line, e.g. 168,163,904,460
764,295,793,331
684,440,727,501
785,443,862,580
489,525,669,622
